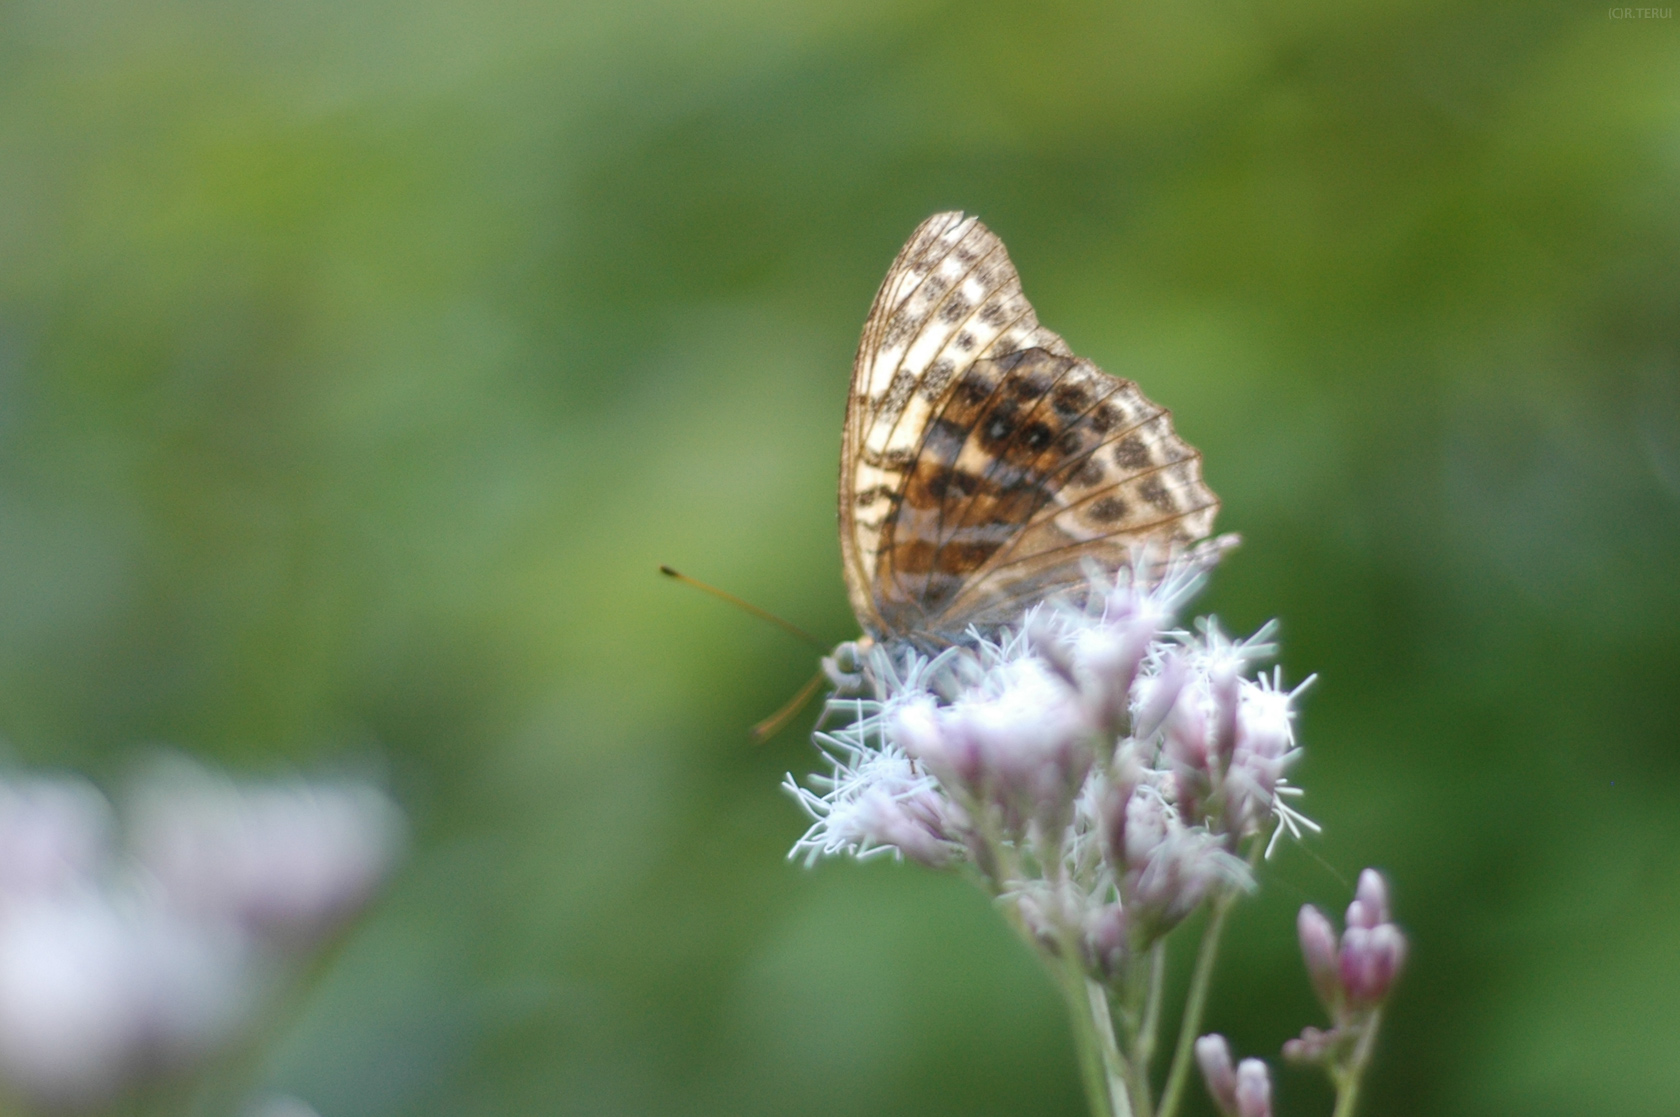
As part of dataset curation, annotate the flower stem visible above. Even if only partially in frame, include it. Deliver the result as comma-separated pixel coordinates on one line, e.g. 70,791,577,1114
1155,892,1237,1117
1137,941,1166,1071
1088,977,1147,1117
1060,954,1125,1117
1331,1008,1384,1117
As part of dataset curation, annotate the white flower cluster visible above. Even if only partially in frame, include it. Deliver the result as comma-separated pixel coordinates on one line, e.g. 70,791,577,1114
787,560,1316,967
0,755,402,1110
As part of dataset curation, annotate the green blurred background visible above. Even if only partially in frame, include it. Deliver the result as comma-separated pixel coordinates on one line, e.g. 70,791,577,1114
0,0,1676,1114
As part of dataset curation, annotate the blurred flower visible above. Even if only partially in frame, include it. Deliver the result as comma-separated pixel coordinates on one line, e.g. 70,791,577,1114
129,756,404,945
0,757,402,1111
1297,903,1341,1012
0,777,111,899
0,889,145,1107
1196,1035,1273,1117
1234,1057,1273,1117
1195,1033,1238,1115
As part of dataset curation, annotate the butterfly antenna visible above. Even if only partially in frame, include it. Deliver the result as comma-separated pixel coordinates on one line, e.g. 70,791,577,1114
750,668,828,742
658,565,824,648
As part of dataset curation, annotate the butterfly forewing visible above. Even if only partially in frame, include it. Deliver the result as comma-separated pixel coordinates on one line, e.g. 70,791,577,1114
840,212,1221,643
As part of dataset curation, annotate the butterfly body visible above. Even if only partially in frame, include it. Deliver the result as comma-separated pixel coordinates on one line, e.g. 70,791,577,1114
840,213,1223,647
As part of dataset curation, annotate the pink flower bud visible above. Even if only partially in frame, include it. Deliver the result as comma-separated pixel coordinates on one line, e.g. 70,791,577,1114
1164,689,1210,771
1282,1025,1335,1064
1123,791,1169,870
1133,653,1189,739
1084,903,1127,979
1352,868,1390,927
1195,1034,1238,1116
1297,904,1340,1011
849,790,953,868
1209,662,1241,767
1234,1058,1272,1117
1341,922,1407,1004
1099,781,1129,869
1339,923,1407,1005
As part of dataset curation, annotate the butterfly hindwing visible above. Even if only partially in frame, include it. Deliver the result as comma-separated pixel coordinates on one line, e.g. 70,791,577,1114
841,213,1221,642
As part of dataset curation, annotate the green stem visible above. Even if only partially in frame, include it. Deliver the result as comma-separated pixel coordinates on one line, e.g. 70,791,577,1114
1087,978,1145,1117
1331,1008,1384,1117
1154,893,1237,1117
1061,955,1123,1117
1137,942,1166,1072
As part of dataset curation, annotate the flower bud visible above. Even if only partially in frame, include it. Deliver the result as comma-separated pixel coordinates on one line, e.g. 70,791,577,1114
891,698,983,788
848,789,954,868
1340,923,1407,1005
1131,830,1251,938
1209,661,1241,768
1281,1025,1334,1064
1234,1058,1273,1117
1122,790,1169,871
1297,904,1340,1011
1070,608,1156,731
1132,653,1188,740
1014,893,1061,956
1350,868,1390,928
1084,903,1127,979
1195,1033,1238,1116
1164,686,1210,772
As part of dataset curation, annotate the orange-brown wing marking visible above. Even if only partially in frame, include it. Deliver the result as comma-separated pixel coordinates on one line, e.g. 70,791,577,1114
929,361,1220,632
879,349,1087,630
874,347,1216,635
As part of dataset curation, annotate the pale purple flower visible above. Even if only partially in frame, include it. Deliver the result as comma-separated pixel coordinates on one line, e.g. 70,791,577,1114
0,890,144,1107
777,555,1366,1117
785,715,959,868
1130,827,1252,935
896,657,1092,813
787,561,1319,1012
129,758,404,945
0,756,402,1109
0,778,111,900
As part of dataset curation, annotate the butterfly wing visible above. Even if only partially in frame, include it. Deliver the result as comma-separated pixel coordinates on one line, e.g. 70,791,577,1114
840,213,1223,641
839,212,1075,637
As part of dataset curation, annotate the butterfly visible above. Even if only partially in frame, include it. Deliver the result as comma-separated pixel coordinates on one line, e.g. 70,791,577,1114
839,212,1225,650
